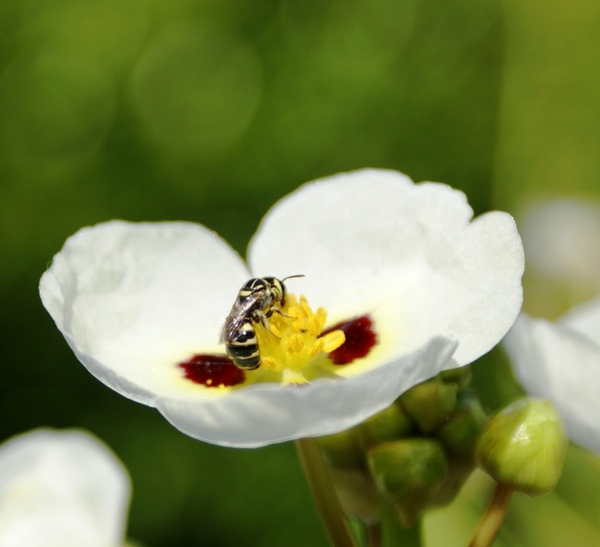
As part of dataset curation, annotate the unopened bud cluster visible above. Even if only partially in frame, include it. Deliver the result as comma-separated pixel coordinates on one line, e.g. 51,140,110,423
319,366,487,526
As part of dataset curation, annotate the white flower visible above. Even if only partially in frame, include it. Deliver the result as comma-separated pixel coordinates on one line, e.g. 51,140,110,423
0,428,130,547
40,169,524,448
505,300,600,455
505,198,600,455
520,199,600,289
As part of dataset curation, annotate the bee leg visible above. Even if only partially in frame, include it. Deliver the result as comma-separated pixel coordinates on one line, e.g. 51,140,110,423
268,308,293,319
252,310,282,338
267,308,308,333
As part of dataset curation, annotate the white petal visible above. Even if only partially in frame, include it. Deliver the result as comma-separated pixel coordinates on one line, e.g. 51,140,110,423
40,220,249,405
156,336,457,448
504,314,600,454
0,429,130,547
521,199,600,285
248,168,524,366
560,295,600,341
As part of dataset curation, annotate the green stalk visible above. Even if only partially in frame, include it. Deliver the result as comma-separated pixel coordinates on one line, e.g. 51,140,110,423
469,482,514,547
378,506,422,547
366,522,382,547
295,437,358,547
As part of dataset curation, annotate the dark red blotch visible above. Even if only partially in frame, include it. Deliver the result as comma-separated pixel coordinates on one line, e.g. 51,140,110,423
179,354,246,387
321,315,377,365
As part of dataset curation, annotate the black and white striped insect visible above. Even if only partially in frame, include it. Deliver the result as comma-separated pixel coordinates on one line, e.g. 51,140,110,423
219,276,302,370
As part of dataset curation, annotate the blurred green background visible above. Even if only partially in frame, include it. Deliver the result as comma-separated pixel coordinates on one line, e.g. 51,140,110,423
1,0,600,545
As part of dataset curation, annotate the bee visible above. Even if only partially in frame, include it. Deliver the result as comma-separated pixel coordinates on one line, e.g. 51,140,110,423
220,276,303,370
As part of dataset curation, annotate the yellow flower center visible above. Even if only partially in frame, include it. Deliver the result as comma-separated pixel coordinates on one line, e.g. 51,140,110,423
253,293,345,385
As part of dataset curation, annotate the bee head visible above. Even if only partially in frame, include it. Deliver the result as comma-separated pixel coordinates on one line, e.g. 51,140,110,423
262,277,286,304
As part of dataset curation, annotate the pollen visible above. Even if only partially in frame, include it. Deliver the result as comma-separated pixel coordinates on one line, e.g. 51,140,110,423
254,294,345,383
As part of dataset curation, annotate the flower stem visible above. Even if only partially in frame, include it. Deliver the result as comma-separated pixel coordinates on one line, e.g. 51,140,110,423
469,482,514,547
378,507,422,547
366,522,382,547
295,437,358,547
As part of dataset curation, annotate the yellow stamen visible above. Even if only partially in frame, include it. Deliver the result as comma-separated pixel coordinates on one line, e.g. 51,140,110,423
268,324,281,338
288,333,305,354
261,356,278,370
282,369,309,386
253,293,345,384
320,330,346,353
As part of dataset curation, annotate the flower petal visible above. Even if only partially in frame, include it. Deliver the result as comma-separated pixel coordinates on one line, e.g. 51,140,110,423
504,314,600,454
560,295,600,341
521,199,600,285
40,220,249,404
248,169,524,366
0,428,130,547
156,336,458,447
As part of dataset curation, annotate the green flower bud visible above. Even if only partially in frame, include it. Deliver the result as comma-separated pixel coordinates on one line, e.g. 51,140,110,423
358,402,413,449
437,389,488,458
439,365,472,390
427,460,474,507
319,428,363,468
400,376,458,433
319,429,382,522
475,398,567,496
328,467,382,524
366,439,448,526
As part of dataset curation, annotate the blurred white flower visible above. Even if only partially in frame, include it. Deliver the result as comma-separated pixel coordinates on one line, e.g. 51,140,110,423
505,299,600,455
0,428,130,547
506,198,600,455
521,198,600,289
40,169,524,447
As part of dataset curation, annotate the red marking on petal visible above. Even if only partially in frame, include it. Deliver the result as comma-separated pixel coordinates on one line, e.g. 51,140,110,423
322,315,377,365
179,354,246,387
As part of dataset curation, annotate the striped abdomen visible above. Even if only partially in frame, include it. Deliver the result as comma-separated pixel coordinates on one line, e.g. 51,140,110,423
225,320,260,370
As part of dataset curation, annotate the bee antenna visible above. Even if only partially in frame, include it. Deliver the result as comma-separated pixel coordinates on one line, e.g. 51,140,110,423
282,274,305,282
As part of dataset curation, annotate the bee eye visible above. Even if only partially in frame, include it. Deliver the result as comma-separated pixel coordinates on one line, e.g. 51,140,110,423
242,279,257,290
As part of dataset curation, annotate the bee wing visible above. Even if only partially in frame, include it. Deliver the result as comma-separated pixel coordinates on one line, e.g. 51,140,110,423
219,293,262,343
